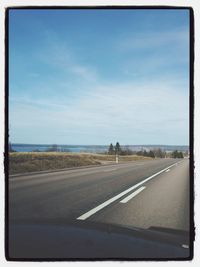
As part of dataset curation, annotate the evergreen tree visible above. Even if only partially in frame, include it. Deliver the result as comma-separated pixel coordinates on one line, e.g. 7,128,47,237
171,150,183,158
108,143,114,155
143,150,148,157
149,150,155,158
136,151,143,156
154,148,164,158
179,151,184,158
115,142,121,155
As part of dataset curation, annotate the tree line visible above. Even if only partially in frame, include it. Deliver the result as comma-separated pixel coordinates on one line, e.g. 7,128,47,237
171,150,184,158
8,141,185,159
107,142,184,158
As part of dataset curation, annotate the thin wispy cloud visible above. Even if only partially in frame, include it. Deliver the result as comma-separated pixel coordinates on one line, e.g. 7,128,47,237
9,9,189,145
71,65,98,82
117,28,188,52
117,28,189,81
10,78,189,145
36,34,99,83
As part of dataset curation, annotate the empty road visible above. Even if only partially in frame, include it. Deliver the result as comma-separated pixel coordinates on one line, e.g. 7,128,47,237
9,158,190,231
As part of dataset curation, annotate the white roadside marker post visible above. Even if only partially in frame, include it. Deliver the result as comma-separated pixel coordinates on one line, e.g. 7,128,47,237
116,153,119,164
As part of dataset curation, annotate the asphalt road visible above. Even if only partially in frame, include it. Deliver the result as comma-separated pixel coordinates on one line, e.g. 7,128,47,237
9,158,189,231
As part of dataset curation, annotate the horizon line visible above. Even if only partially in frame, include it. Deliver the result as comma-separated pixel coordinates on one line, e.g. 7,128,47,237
10,143,189,147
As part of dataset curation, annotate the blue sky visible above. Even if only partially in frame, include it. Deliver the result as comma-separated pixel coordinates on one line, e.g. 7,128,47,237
9,9,189,145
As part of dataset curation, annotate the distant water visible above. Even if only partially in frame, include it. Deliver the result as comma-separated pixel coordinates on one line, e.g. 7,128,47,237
11,144,108,153
11,144,189,153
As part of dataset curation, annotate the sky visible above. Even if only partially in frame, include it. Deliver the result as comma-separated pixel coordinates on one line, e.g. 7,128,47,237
9,9,190,145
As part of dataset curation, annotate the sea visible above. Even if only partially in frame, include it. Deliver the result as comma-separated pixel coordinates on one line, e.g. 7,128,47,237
11,144,189,153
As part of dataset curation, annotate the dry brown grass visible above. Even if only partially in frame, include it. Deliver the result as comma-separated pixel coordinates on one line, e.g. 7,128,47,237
9,152,152,174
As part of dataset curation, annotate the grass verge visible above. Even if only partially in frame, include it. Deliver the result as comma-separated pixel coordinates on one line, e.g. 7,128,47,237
9,152,152,175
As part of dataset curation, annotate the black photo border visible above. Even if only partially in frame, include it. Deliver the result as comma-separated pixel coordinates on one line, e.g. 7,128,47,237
4,5,195,262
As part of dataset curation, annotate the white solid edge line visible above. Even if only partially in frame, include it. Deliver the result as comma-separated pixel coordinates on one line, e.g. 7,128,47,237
120,186,146,204
77,162,178,220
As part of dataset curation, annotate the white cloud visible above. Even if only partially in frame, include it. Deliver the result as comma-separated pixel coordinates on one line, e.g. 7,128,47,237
10,28,189,145
10,78,189,145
